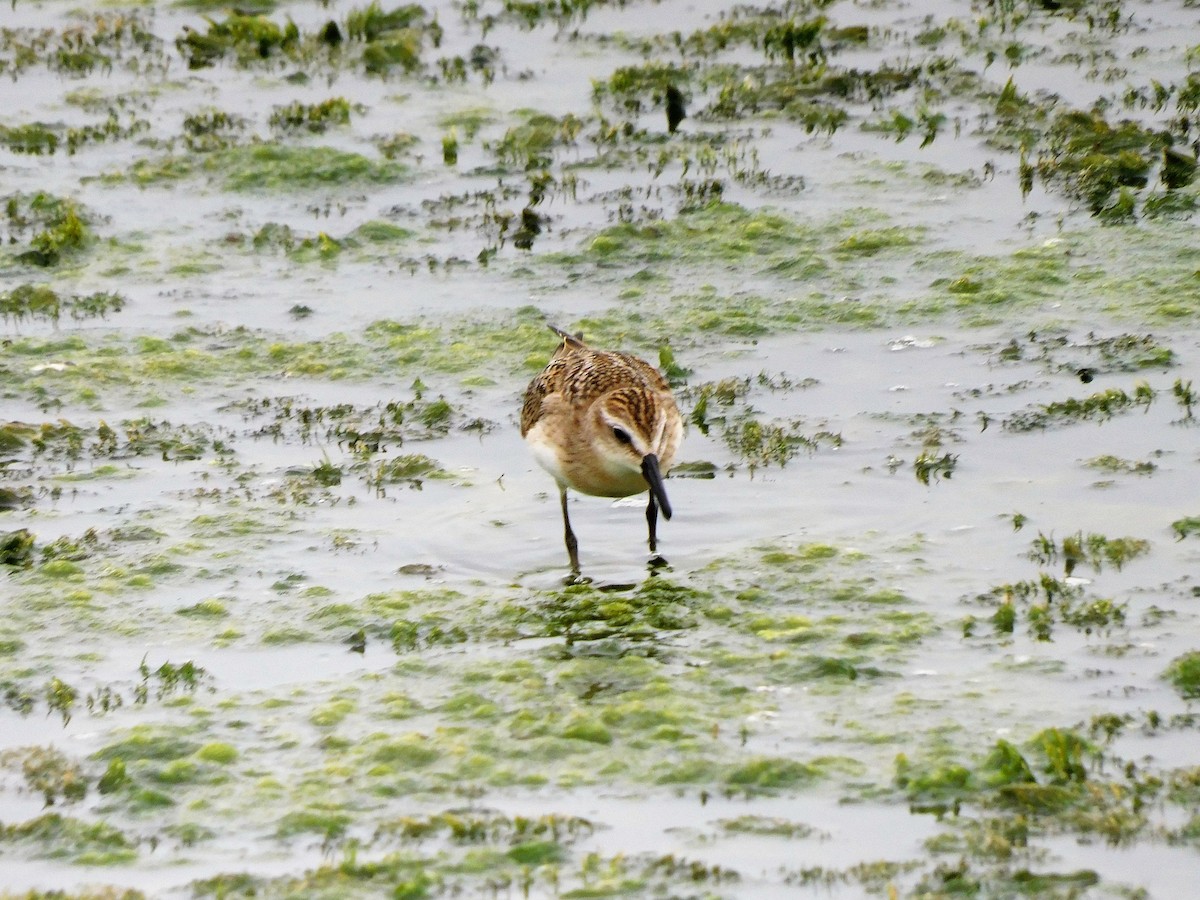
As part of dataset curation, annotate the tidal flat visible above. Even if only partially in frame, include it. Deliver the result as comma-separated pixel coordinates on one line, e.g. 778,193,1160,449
2,0,1200,897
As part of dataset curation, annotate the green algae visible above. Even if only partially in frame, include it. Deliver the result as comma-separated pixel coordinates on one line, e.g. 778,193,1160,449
95,728,200,764
172,3,441,76
0,283,60,323
276,807,353,840
176,599,228,619
719,815,826,839
0,3,1197,897
3,745,88,807
725,756,822,791
562,201,828,269
0,813,138,865
971,572,1132,641
1004,384,1156,432
1026,531,1150,575
269,97,354,134
1163,652,1200,700
122,143,408,192
2,192,94,268
891,720,1188,853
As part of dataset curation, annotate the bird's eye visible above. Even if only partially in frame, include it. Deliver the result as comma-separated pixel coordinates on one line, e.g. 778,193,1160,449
612,427,632,445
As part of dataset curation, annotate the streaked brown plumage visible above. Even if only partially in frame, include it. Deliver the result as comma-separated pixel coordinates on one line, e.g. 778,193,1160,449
521,325,683,575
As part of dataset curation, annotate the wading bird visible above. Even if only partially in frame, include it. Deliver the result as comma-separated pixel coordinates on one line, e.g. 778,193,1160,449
521,325,683,577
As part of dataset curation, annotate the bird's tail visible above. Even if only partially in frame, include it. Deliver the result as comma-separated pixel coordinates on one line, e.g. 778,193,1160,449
547,323,587,348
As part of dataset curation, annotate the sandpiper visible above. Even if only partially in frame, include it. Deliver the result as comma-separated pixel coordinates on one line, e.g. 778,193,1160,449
521,325,683,576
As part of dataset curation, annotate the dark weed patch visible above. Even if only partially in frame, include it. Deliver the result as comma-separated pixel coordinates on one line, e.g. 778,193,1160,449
182,108,248,152
269,97,355,134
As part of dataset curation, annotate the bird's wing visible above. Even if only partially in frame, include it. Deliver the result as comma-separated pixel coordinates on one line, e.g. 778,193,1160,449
520,361,560,437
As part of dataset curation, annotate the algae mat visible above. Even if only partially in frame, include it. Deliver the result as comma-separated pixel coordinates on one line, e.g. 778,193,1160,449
2,0,1200,897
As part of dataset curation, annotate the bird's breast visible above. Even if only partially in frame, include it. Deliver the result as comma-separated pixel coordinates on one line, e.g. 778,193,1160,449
525,420,647,499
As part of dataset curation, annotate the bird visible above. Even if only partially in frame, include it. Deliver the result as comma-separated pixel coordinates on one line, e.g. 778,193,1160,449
520,325,683,577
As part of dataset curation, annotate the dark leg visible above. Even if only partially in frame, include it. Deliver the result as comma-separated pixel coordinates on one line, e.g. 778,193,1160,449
646,492,658,552
561,488,580,575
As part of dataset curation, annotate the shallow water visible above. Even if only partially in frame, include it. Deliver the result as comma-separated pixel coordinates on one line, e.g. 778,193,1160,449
2,0,1200,897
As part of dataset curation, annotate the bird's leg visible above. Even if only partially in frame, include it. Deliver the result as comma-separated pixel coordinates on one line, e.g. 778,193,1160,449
646,492,658,552
561,488,581,575
646,493,670,572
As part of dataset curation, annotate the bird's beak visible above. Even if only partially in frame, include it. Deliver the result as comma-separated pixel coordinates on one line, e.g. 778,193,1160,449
641,454,673,520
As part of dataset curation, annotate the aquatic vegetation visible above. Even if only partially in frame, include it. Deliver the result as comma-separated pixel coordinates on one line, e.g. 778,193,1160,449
1,745,88,807
182,108,248,152
1164,652,1200,700
897,727,1098,813
1026,531,1150,575
1082,454,1156,476
0,529,35,568
0,284,126,324
0,1,1198,896
1033,109,1173,220
1003,383,1155,431
0,813,139,864
369,454,450,490
269,98,354,134
722,417,841,471
719,815,826,839
220,144,409,192
175,12,303,69
568,201,823,267
0,112,150,157
1172,516,1200,540
913,447,958,485
2,192,93,267
347,1,440,75
247,219,416,262
1172,377,1197,421
122,143,408,192
970,572,1129,641
488,110,584,171
514,579,707,648
0,11,163,78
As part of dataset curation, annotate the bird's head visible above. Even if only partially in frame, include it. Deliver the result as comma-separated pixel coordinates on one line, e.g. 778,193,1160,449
595,388,674,519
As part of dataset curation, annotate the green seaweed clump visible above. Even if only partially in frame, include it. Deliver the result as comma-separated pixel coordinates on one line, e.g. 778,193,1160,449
269,97,353,133
348,2,436,75
0,529,36,567
3,192,93,267
1172,516,1200,540
183,108,248,152
1164,652,1200,700
1,745,88,806
1003,383,1155,432
0,284,126,323
1026,530,1150,575
176,12,301,69
1034,110,1173,221
897,728,1095,817
212,144,408,192
0,812,139,864
0,122,59,155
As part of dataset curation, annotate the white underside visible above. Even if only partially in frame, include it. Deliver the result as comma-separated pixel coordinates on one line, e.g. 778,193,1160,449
527,430,568,488
525,423,647,498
